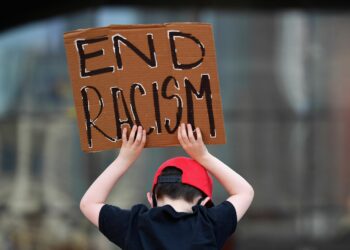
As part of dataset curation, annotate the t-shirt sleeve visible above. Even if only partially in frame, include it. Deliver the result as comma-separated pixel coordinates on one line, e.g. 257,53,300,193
98,204,131,248
208,200,237,247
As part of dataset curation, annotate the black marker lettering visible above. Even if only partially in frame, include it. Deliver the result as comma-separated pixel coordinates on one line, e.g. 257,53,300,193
130,83,154,134
184,74,216,137
152,82,162,134
81,86,115,148
76,37,114,77
162,76,182,133
169,31,205,70
111,87,134,140
113,34,157,70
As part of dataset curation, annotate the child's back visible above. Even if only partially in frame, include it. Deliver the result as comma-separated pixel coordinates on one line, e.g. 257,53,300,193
99,200,236,249
80,124,254,249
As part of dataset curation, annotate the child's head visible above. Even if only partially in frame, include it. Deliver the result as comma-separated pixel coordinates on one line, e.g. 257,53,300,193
148,157,213,208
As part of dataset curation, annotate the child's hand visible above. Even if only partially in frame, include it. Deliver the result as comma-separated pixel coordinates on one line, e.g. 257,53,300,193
118,125,146,164
177,123,210,162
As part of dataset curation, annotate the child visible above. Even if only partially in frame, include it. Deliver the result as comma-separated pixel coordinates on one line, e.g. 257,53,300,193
80,123,254,249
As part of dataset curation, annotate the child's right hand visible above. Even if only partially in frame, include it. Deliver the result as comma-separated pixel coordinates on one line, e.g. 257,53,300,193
177,123,210,162
118,125,146,164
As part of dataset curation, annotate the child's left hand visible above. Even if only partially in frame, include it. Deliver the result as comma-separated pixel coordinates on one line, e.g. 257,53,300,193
118,125,146,164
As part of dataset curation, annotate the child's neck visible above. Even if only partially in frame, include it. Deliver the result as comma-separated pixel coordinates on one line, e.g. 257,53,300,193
157,197,198,213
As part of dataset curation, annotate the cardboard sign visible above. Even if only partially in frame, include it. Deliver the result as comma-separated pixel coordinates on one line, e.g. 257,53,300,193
64,23,226,152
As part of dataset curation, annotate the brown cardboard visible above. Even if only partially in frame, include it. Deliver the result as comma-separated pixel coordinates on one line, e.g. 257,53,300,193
64,23,226,152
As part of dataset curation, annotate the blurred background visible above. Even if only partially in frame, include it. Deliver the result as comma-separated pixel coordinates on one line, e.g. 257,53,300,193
1,1,350,250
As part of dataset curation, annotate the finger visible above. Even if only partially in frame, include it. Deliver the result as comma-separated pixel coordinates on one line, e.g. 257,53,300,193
122,127,127,144
177,125,184,145
134,126,143,145
196,127,203,142
177,125,183,144
128,125,137,144
180,123,190,144
187,124,195,143
141,129,146,146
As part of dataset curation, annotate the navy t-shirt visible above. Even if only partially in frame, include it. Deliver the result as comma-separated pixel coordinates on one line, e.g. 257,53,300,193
99,201,237,250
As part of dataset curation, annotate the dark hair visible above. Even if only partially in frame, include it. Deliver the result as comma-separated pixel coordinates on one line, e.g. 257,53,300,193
154,167,205,203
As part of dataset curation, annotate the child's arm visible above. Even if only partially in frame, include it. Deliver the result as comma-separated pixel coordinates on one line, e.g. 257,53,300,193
178,123,254,221
80,125,146,227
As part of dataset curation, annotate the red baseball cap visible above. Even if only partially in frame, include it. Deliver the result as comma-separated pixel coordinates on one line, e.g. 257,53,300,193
152,157,213,201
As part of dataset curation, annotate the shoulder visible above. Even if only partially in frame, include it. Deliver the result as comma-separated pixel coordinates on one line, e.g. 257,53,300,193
99,203,148,220
99,203,149,230
209,200,237,214
98,203,149,248
207,201,238,233
189,201,237,228
208,201,237,220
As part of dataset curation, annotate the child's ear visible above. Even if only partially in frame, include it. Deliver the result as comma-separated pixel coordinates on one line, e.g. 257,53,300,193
200,197,211,206
146,192,153,207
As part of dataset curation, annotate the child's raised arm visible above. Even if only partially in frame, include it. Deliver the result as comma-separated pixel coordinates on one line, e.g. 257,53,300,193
178,123,254,221
80,125,146,227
